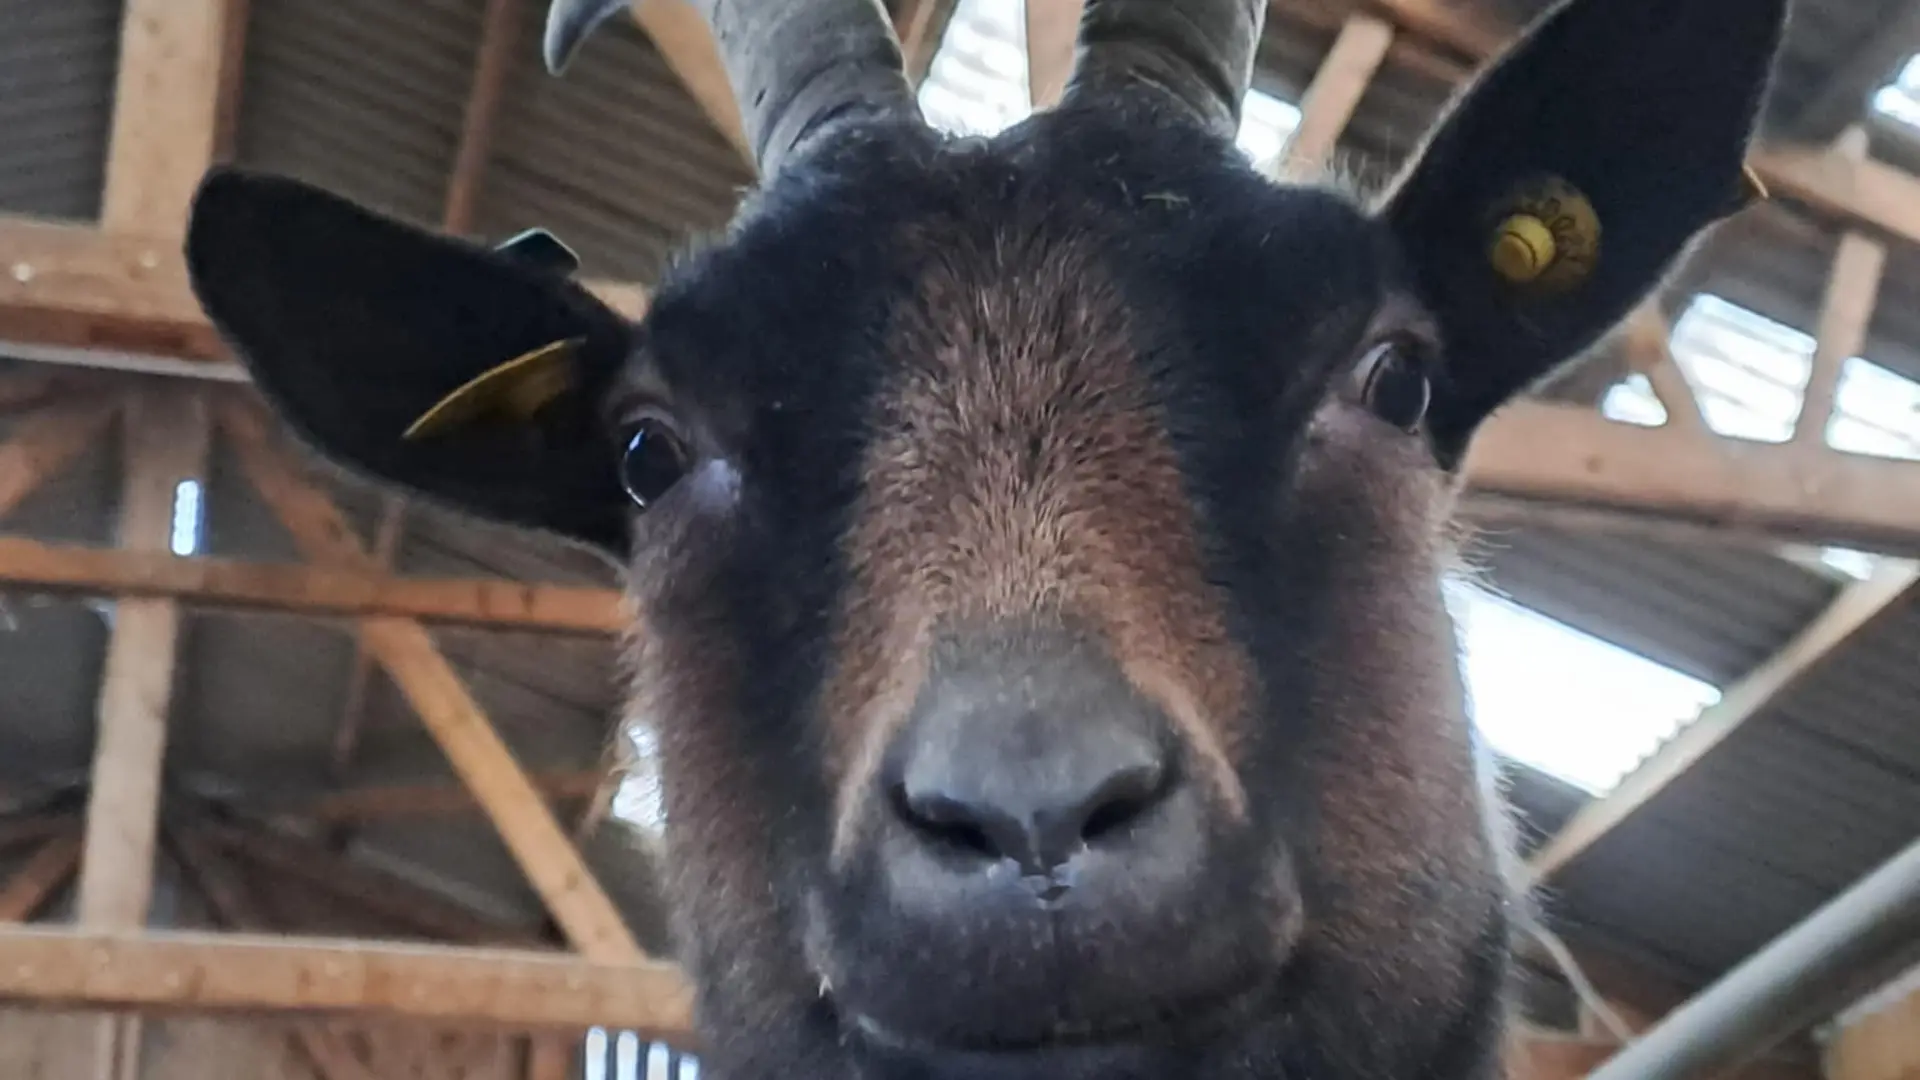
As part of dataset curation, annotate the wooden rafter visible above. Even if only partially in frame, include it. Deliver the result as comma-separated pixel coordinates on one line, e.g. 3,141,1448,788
0,536,626,633
218,396,643,964
166,826,383,1080
1025,0,1082,109
74,390,210,1080
0,925,694,1034
1793,229,1888,448
0,830,82,923
0,397,123,521
1281,12,1395,174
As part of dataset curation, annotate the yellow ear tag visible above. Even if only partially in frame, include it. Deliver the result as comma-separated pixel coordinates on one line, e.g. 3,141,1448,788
402,337,584,441
1486,176,1601,293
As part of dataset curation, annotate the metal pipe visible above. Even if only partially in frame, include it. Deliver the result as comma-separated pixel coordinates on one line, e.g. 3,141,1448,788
1587,833,1920,1080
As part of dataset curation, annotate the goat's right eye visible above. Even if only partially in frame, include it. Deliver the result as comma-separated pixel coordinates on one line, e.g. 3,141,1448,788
620,418,691,509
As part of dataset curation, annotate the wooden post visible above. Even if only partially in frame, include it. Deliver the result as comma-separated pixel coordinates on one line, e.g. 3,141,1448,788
1281,13,1394,173
74,390,210,1080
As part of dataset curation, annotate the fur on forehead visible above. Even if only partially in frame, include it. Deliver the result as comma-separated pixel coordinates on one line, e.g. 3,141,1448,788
632,102,1402,426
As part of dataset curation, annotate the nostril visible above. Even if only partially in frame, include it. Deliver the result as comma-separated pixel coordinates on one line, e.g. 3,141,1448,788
890,785,1006,862
1077,762,1166,844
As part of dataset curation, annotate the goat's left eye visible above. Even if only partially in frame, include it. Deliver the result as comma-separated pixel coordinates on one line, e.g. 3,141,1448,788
1354,340,1432,432
620,418,691,509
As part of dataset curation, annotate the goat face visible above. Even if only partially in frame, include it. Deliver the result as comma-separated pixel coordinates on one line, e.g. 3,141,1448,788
184,2,1786,1079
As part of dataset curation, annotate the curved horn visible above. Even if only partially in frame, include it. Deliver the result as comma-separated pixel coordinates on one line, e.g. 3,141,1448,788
1058,0,1266,139
544,0,921,177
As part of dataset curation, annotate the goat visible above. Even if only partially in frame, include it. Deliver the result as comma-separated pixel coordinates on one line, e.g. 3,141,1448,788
180,2,1787,1079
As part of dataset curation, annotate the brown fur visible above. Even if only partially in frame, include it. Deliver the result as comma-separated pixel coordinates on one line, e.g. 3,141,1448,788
824,229,1254,858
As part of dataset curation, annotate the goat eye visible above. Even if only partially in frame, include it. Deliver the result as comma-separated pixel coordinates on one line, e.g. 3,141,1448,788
620,418,691,509
1354,340,1432,432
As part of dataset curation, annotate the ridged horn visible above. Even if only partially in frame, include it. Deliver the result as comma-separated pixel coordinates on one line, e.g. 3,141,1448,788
544,0,922,177
1058,0,1266,139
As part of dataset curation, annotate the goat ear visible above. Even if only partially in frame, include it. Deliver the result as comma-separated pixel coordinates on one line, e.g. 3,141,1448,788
1380,0,1788,461
185,167,634,556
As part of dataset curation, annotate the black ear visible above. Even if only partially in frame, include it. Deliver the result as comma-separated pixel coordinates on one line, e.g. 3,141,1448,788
1382,0,1789,460
185,167,634,556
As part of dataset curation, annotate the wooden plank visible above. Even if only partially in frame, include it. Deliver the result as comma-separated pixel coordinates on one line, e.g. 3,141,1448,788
1793,230,1887,447
217,397,644,963
1528,559,1920,882
527,1037,574,1080
443,0,519,235
1620,308,1707,436
0,925,694,1034
1459,402,1920,559
166,827,379,1080
335,496,408,771
74,391,211,930
629,0,750,162
0,817,80,852
361,616,645,960
0,536,626,633
0,832,82,923
100,0,250,235
1826,981,1920,1080
1025,0,1083,108
1283,13,1395,172
0,397,123,520
896,0,960,85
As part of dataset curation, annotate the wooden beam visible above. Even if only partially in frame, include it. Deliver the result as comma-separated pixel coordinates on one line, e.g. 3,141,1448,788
0,397,123,520
1826,980,1920,1080
443,0,518,236
1619,308,1708,436
1025,0,1083,109
0,817,82,853
896,0,961,85
1793,230,1887,448
1282,13,1395,173
0,925,693,1034
100,0,250,235
282,772,607,826
0,536,626,633
1528,559,1920,882
334,498,409,771
166,827,381,1080
74,391,211,929
527,1037,574,1080
1458,402,1920,559
630,0,751,162
0,831,82,923
218,397,643,963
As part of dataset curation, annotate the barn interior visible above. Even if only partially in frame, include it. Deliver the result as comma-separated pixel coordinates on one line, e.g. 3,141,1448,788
2,0,1920,1077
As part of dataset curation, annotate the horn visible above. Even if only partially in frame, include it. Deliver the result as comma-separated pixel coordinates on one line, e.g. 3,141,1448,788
1058,0,1267,139
544,0,922,177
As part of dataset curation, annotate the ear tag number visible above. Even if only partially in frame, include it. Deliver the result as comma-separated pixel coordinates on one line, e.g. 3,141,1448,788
1486,175,1601,294
402,337,584,441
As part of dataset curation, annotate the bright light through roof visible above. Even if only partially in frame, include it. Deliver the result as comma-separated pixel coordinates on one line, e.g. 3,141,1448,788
1872,54,1920,128
916,0,1303,166
1598,292,1920,581
1445,581,1721,795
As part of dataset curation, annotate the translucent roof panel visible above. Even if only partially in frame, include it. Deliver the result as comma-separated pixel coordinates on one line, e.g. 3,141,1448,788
1871,53,1920,129
1596,292,1920,582
916,0,1302,165
1445,581,1722,796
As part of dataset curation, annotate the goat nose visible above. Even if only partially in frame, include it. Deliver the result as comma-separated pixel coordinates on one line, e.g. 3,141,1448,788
898,739,1167,872
883,624,1179,879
